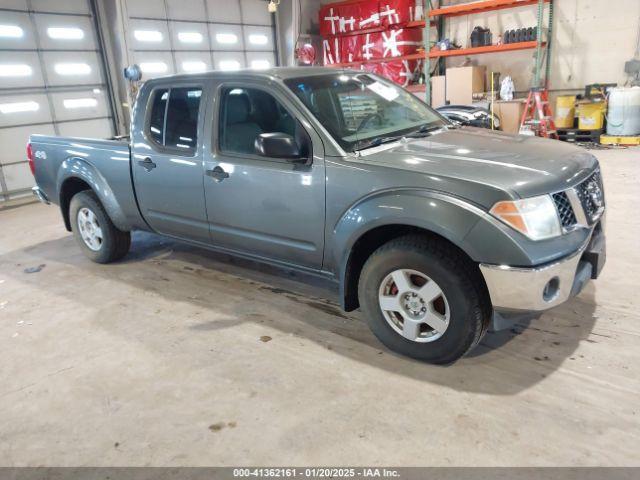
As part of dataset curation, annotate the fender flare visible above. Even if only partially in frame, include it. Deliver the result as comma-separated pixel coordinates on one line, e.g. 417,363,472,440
56,157,130,232
329,189,532,308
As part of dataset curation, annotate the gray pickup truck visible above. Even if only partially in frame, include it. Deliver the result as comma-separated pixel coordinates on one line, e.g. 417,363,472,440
29,67,606,363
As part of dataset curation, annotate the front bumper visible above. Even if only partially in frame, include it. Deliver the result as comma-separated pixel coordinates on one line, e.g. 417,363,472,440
480,223,606,312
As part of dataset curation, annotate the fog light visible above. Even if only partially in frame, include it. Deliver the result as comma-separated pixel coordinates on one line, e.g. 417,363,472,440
543,277,560,302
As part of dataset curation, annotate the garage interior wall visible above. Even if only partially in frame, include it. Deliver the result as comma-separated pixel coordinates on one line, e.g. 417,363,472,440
0,0,117,201
294,0,639,92
442,0,640,92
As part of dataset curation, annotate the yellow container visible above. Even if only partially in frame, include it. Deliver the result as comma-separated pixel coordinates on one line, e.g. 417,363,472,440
555,95,575,128
577,102,605,130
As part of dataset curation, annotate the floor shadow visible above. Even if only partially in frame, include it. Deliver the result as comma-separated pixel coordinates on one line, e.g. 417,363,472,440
1,230,599,395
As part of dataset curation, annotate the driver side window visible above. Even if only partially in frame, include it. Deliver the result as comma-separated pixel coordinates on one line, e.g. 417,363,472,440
219,87,298,156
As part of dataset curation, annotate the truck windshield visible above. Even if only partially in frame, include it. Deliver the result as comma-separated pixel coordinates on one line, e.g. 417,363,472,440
284,73,447,152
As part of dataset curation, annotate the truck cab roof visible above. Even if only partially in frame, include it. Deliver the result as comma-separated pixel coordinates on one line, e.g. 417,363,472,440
142,66,342,85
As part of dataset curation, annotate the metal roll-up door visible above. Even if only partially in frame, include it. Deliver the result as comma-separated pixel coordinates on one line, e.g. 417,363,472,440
0,0,116,201
125,0,277,79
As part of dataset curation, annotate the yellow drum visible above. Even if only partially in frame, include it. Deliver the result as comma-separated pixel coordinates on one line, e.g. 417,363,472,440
577,102,605,130
555,95,575,129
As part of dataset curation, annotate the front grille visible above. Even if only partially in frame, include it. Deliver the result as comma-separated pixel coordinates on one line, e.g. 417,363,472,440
552,191,577,228
575,170,605,223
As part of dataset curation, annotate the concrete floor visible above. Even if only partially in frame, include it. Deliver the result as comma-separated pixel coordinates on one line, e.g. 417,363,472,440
0,148,638,466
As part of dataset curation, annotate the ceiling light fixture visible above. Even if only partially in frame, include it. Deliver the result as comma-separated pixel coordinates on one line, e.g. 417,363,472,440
0,101,39,114
216,33,237,44
54,63,91,75
182,61,206,72
0,25,24,38
47,27,84,39
63,98,98,109
218,60,240,71
134,30,163,42
178,32,203,43
0,64,32,76
139,62,168,74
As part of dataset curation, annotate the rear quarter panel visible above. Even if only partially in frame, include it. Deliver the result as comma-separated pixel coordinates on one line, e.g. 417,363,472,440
30,135,146,231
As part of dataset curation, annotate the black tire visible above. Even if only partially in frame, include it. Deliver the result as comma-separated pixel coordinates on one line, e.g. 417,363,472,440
69,190,131,263
358,234,490,364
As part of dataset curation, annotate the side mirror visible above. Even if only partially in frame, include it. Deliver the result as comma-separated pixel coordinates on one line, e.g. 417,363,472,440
254,132,302,160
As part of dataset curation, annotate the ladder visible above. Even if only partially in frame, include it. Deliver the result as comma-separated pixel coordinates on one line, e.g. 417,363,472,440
519,87,558,139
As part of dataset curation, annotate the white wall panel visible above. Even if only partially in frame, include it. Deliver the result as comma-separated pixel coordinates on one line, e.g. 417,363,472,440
0,11,37,50
3,162,33,192
57,118,112,139
34,14,97,50
41,51,103,86
209,23,244,51
240,0,271,25
30,0,90,14
126,0,167,19
170,21,211,51
166,0,207,21
0,124,55,167
0,93,52,127
0,51,45,89
50,90,109,122
0,1,28,10
207,0,242,24
129,19,171,51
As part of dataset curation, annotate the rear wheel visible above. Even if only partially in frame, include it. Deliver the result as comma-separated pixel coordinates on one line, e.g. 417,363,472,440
69,190,130,263
358,235,490,364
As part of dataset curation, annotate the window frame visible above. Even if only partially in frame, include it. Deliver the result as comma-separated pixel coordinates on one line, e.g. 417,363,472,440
146,87,169,148
214,82,312,165
144,84,204,157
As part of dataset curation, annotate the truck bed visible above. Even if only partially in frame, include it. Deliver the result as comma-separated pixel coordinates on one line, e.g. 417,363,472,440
29,134,145,232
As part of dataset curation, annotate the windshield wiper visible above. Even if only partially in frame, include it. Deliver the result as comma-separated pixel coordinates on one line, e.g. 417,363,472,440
405,123,444,138
355,136,403,151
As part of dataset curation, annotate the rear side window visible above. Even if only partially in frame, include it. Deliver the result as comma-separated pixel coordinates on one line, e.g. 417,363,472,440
165,88,201,150
147,86,202,152
149,89,168,145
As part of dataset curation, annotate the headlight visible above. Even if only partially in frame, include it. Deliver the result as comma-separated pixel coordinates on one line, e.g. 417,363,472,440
490,195,561,240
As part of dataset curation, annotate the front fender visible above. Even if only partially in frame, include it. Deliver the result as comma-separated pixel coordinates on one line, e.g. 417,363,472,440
56,157,130,231
329,189,535,300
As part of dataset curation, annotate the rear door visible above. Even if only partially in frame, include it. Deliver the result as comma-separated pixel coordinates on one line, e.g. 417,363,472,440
131,81,209,242
202,81,326,269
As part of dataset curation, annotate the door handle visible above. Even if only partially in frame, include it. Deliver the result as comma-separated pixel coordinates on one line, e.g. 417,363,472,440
206,165,229,182
137,157,157,172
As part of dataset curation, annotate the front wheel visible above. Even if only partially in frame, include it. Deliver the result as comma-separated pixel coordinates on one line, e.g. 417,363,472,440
358,235,490,364
69,190,131,263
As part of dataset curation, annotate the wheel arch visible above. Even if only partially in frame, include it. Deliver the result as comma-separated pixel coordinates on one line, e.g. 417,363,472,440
57,158,130,232
331,190,508,312
341,224,490,311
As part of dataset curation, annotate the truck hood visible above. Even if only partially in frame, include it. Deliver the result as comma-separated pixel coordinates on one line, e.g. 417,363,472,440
360,127,598,198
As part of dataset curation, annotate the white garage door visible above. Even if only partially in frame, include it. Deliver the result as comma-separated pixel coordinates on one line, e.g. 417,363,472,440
0,0,116,201
125,0,276,78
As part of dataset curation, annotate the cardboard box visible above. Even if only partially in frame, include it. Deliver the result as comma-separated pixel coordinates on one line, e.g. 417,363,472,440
431,75,445,108
446,66,485,105
494,100,526,134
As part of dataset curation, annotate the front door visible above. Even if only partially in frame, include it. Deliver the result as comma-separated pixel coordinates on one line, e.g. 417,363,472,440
203,83,325,269
131,84,209,242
